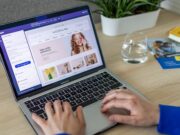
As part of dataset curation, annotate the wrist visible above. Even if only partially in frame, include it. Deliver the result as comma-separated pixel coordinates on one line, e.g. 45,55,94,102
154,105,160,125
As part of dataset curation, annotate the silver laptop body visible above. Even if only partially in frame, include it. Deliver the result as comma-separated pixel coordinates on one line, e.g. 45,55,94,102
0,6,144,135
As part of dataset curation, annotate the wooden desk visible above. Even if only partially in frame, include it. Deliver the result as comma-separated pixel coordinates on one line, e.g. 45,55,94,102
0,10,180,135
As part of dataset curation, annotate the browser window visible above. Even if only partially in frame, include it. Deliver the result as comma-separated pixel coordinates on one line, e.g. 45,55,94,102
0,9,103,96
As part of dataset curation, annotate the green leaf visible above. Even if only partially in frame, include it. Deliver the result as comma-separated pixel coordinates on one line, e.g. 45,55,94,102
78,0,162,18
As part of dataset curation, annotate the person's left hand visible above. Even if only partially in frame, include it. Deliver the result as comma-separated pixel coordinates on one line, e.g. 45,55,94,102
32,100,86,135
101,89,159,127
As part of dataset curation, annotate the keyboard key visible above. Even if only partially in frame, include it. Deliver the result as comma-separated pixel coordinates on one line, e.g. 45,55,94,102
46,96,53,101
40,98,46,104
76,99,82,104
97,77,103,80
65,94,71,98
33,101,40,106
102,73,109,78
82,83,87,86
58,90,65,95
64,89,70,93
52,94,59,99
70,91,77,95
75,85,82,89
81,92,87,96
70,101,77,107
88,85,93,89
103,87,110,92
92,79,98,82
72,105,78,111
93,92,100,96
83,87,88,91
92,88,98,91
87,94,94,99
75,94,82,99
36,109,44,115
103,83,109,87
25,101,31,105
77,89,83,93
71,86,77,91
87,90,93,94
70,97,76,101
87,80,93,84
99,89,105,93
26,103,34,108
30,106,40,112
110,82,122,89
96,94,105,100
81,96,88,102
59,95,65,100
98,85,103,89
64,98,71,102
39,104,45,109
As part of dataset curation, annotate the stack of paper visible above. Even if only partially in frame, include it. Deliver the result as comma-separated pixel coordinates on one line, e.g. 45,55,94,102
169,27,180,43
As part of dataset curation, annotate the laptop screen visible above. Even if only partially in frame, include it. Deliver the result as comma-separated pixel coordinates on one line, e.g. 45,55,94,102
0,6,104,97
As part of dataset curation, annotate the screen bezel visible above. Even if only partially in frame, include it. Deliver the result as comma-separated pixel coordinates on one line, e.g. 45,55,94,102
0,5,106,101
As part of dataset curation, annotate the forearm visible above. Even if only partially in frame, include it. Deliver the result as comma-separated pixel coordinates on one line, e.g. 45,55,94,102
157,105,180,135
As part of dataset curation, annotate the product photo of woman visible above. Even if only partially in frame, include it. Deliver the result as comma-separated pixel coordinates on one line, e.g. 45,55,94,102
71,32,92,56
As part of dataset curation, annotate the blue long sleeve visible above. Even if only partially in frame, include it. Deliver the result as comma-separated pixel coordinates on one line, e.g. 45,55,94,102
158,105,180,135
55,133,70,135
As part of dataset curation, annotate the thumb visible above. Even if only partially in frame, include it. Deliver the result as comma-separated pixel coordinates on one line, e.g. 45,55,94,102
32,113,46,129
109,114,136,125
76,106,86,126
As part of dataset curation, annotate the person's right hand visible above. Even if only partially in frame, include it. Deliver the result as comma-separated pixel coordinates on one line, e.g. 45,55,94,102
32,100,85,135
101,89,160,127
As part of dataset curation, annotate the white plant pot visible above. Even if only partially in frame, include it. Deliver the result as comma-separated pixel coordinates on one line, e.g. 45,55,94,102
101,9,160,36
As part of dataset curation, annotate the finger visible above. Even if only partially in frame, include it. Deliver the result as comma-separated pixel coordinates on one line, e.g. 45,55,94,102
63,102,73,115
53,100,62,115
108,114,136,125
106,89,124,96
101,99,132,112
45,102,54,119
106,89,134,97
102,90,134,104
32,113,46,128
76,106,85,126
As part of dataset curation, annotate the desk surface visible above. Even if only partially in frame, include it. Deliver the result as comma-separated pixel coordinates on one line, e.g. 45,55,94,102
0,10,180,135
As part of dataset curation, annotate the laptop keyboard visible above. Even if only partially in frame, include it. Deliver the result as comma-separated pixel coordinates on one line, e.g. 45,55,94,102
25,72,122,119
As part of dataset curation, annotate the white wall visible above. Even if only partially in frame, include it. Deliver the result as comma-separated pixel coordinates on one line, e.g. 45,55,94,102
162,0,180,14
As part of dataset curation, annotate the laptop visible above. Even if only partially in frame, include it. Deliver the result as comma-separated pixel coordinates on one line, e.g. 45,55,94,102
0,5,143,135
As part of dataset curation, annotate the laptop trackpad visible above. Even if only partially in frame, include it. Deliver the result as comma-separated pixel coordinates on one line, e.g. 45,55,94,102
83,100,115,135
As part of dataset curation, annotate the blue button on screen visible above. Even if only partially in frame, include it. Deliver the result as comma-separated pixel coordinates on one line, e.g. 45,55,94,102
15,61,31,68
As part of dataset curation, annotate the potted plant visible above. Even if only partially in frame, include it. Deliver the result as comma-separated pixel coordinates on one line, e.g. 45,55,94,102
79,0,164,36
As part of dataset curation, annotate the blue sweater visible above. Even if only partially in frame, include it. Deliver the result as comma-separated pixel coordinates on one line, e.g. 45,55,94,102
57,105,180,135
158,105,180,135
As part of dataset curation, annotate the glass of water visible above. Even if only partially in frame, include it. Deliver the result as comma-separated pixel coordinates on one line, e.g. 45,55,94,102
121,32,148,64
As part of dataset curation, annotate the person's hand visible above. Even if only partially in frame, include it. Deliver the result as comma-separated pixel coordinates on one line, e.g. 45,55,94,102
32,100,85,135
101,89,159,127
82,38,87,46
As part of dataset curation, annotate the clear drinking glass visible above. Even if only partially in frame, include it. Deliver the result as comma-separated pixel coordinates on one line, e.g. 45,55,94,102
121,32,148,64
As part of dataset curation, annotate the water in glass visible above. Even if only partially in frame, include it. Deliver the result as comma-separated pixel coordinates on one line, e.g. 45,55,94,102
121,33,148,64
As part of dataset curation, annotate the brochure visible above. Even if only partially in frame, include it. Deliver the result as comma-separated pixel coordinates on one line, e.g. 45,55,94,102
147,38,180,69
